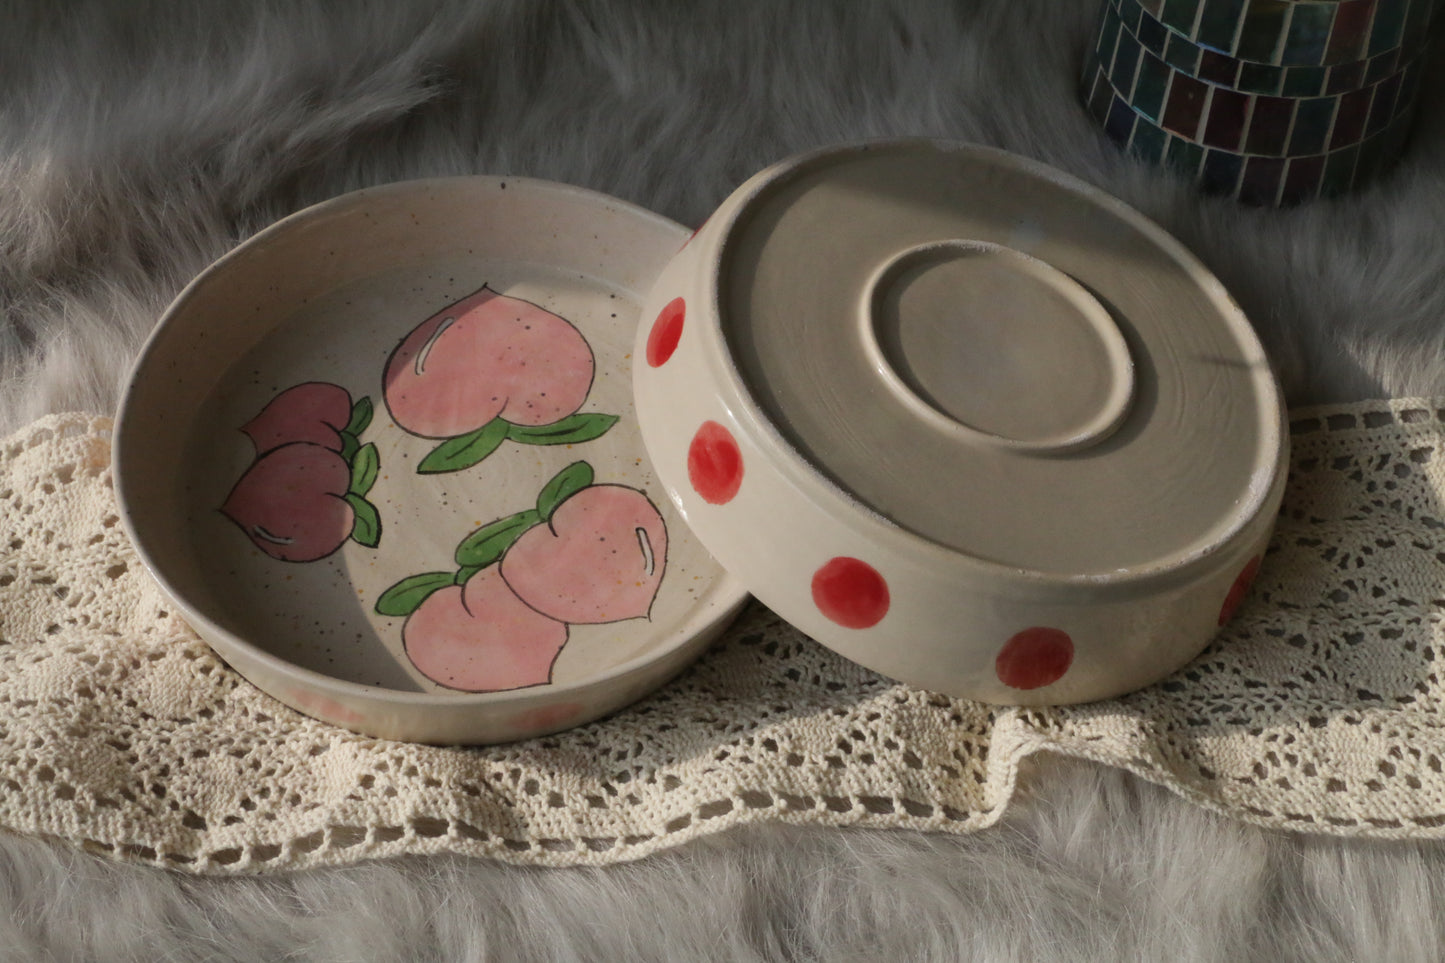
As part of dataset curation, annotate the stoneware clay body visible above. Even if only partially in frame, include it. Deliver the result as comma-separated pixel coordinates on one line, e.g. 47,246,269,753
633,140,1288,706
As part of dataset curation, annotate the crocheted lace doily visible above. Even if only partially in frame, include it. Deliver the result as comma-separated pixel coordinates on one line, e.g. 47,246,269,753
2,402,1444,874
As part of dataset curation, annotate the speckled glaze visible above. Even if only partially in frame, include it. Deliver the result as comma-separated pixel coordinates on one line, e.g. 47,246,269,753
116,177,748,744
634,140,1288,705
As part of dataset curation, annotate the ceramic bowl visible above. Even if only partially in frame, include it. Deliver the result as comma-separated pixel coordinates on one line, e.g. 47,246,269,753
116,176,748,744
634,140,1288,705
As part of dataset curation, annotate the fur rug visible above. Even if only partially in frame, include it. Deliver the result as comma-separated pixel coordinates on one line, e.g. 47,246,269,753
3,1,1445,959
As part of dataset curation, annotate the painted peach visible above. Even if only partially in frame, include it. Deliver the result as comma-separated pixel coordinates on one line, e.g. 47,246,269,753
383,285,594,438
501,485,668,624
241,382,351,454
220,442,353,562
402,567,569,692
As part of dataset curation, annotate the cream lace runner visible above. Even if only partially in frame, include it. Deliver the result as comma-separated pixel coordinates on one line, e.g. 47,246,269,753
3,402,1445,874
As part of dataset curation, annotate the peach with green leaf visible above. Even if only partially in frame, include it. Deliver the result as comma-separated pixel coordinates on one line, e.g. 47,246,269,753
400,568,569,692
383,286,618,474
221,443,356,562
241,381,351,454
222,385,382,560
376,461,668,690
384,285,595,438
501,483,668,625
241,382,374,460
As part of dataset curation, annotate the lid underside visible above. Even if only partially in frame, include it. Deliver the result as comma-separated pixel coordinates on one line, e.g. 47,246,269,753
719,144,1281,577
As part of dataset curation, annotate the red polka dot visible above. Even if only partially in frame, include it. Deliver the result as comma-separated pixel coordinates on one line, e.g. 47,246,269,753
995,627,1073,690
680,217,709,250
811,557,890,629
646,297,685,368
687,421,743,504
1218,555,1262,626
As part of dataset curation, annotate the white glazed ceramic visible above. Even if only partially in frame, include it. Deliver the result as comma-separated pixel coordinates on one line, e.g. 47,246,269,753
116,176,749,744
634,140,1288,705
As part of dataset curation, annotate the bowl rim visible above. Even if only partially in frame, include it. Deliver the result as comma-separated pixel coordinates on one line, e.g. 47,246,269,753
689,137,1288,598
114,173,750,709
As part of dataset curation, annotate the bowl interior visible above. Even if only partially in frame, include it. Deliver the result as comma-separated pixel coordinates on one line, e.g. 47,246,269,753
118,177,741,701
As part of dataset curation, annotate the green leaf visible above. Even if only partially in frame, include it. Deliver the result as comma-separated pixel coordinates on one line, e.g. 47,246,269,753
344,493,382,548
453,508,541,569
339,430,360,462
418,418,508,474
506,412,619,447
374,571,455,618
536,461,593,521
345,395,374,436
349,442,380,496
453,565,482,586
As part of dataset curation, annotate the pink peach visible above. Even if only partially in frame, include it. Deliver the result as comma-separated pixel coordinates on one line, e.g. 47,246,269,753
383,286,594,438
501,484,667,624
402,567,569,692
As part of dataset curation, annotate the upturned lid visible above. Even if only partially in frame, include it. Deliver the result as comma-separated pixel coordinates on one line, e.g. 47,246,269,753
633,141,1287,704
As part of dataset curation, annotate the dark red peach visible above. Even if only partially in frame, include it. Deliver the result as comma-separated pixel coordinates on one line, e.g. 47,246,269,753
220,442,354,562
240,382,352,454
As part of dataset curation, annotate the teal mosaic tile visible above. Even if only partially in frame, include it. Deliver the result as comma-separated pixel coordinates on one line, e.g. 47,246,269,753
1111,28,1144,93
1160,0,1203,35
1280,155,1326,205
1163,30,1203,72
1283,4,1334,66
1165,136,1206,176
1199,148,1245,194
1120,0,1144,34
1237,61,1284,95
1087,66,1117,125
1197,0,1247,51
1238,155,1287,205
1321,143,1360,196
1369,0,1409,57
1106,93,1140,142
1289,96,1336,155
1129,116,1170,162
1364,49,1402,85
1133,52,1172,120
1281,65,1327,98
1235,1,1289,61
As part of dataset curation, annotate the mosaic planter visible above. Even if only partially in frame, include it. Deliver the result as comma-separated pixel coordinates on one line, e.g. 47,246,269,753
1134,0,1438,67
1084,0,1438,203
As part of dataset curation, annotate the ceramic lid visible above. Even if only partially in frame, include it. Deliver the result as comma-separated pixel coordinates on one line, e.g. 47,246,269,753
632,140,1287,703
